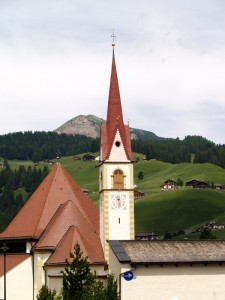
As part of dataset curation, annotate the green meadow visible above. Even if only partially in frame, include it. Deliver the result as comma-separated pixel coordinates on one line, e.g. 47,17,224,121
5,154,225,239
57,155,225,238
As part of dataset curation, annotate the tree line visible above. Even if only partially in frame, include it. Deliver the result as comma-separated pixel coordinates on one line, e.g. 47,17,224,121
0,159,49,231
0,131,99,162
132,135,225,168
1,132,225,168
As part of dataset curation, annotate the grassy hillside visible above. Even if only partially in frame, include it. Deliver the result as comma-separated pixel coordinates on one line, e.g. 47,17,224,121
135,189,225,234
133,160,225,236
56,155,225,237
4,155,225,238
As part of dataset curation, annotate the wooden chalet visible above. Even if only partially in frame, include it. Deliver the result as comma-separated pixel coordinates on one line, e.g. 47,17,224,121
161,179,177,191
135,232,158,241
220,184,225,191
186,179,209,189
82,153,95,162
134,190,145,199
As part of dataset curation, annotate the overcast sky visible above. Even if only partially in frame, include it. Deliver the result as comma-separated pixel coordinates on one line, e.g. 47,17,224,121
1,0,225,144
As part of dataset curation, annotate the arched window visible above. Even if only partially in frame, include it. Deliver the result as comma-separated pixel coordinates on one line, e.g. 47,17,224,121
113,169,124,189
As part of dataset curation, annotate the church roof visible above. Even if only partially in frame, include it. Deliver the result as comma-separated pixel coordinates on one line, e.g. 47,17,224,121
109,240,225,265
0,164,105,265
45,224,104,265
100,49,132,161
34,201,105,264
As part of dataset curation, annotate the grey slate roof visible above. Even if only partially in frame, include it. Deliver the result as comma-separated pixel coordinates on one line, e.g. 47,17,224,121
109,240,225,265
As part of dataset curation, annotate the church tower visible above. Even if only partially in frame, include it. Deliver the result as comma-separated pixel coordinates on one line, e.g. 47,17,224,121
99,44,135,261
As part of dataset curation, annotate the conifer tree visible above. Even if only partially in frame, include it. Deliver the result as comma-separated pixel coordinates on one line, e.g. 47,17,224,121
62,242,119,300
138,171,144,180
37,285,56,300
62,242,95,300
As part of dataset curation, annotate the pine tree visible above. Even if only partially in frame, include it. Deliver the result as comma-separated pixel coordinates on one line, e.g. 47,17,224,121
62,243,95,300
62,242,119,300
37,285,56,300
199,228,216,240
177,177,183,187
138,171,144,180
104,274,119,300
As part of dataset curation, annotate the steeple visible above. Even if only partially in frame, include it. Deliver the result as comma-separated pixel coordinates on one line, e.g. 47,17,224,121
99,43,135,261
100,47,132,162
106,49,124,127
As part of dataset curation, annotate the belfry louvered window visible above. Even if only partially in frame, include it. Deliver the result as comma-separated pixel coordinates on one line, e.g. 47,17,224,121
113,169,124,189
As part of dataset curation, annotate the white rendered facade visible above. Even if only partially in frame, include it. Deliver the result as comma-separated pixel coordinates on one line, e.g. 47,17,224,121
100,131,135,261
109,246,225,300
0,256,33,300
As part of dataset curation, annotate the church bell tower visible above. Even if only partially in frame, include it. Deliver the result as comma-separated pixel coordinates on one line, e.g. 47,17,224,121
99,44,135,261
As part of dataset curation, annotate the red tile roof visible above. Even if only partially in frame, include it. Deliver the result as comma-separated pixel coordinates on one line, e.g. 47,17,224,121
0,254,30,277
45,225,105,265
0,164,105,264
34,201,105,264
0,164,98,239
101,49,132,161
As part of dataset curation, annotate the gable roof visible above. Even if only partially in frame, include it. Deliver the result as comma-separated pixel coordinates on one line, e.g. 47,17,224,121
109,240,225,265
0,164,98,240
100,49,132,161
45,225,104,266
0,164,105,264
34,201,105,264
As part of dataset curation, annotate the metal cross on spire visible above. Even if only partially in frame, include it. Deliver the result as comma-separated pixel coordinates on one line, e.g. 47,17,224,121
111,28,116,47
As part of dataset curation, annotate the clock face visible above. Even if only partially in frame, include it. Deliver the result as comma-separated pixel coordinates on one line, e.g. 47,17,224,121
111,194,127,210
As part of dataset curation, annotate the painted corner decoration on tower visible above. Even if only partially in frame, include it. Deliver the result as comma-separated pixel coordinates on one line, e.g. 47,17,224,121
99,44,135,261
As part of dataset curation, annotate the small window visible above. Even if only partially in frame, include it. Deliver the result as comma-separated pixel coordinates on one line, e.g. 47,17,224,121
115,141,121,147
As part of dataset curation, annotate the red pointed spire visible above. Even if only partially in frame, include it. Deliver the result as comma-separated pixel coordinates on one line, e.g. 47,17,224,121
100,48,132,161
106,49,124,128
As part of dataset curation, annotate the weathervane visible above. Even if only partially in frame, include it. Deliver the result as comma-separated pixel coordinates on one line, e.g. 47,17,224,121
111,28,116,47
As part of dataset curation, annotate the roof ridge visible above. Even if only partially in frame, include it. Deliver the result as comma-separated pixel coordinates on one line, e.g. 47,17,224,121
56,224,75,252
60,167,99,231
32,165,59,237
45,225,76,265
34,200,72,247
73,226,89,258
45,224,104,264
76,226,104,258
73,226,104,263
0,165,58,239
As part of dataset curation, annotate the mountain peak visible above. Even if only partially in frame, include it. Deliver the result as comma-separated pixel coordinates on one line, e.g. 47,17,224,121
55,115,105,138
54,115,162,141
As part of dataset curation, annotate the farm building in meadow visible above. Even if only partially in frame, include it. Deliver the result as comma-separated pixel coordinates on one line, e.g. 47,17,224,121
134,190,145,199
161,179,177,191
186,179,209,188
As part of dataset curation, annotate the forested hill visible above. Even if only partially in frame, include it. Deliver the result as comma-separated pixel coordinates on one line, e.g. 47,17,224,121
132,135,225,168
0,131,99,162
0,159,49,231
0,132,225,168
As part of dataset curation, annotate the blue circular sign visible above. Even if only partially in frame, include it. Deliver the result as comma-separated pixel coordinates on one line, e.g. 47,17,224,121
123,271,134,281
